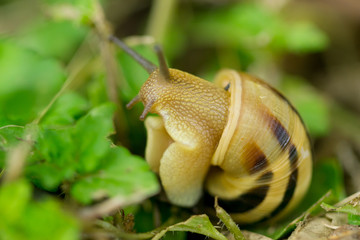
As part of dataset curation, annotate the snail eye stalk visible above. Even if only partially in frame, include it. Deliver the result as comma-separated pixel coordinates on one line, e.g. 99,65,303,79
154,45,170,81
108,35,157,74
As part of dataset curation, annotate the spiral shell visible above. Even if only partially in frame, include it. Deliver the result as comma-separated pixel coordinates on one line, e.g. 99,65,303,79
205,69,312,223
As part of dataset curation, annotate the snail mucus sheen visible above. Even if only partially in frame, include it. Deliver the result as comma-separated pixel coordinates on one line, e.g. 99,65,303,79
110,36,312,224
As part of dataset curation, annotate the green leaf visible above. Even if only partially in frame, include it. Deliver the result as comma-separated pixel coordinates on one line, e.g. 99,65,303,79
0,179,32,224
0,40,65,125
26,101,158,205
349,214,360,226
152,215,227,240
191,3,275,48
282,22,329,54
0,180,79,240
27,163,71,191
87,74,108,108
162,232,187,240
36,128,74,165
26,127,75,191
16,19,87,62
71,146,159,204
41,92,89,126
311,158,346,203
26,103,115,190
73,103,115,173
190,3,328,54
21,200,79,240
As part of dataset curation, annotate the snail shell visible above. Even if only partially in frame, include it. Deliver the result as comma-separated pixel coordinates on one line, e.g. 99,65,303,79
206,70,312,223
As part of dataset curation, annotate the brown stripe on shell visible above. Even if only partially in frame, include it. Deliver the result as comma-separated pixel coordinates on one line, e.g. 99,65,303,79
257,170,274,182
260,108,300,220
217,171,273,213
266,83,313,151
288,143,299,167
249,73,312,151
267,144,299,218
242,142,269,174
263,110,291,150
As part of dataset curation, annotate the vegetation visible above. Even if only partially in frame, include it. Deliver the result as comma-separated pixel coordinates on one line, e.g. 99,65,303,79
0,0,359,239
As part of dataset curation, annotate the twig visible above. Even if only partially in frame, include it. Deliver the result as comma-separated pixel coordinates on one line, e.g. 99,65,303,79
333,191,360,208
3,139,31,182
2,125,36,182
93,0,129,145
79,192,152,220
146,0,178,43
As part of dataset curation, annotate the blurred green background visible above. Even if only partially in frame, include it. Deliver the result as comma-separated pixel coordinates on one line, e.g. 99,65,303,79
0,0,359,239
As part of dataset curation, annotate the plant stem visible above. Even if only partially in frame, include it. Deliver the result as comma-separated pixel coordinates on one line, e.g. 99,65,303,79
146,0,178,44
79,192,157,220
93,0,129,146
215,197,246,240
0,125,24,130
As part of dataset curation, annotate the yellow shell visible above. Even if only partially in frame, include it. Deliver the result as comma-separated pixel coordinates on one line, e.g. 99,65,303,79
206,70,312,223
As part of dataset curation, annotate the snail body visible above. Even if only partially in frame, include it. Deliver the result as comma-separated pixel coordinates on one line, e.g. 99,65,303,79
110,37,312,224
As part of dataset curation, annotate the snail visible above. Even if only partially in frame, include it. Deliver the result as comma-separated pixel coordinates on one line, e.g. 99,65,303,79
109,36,312,224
